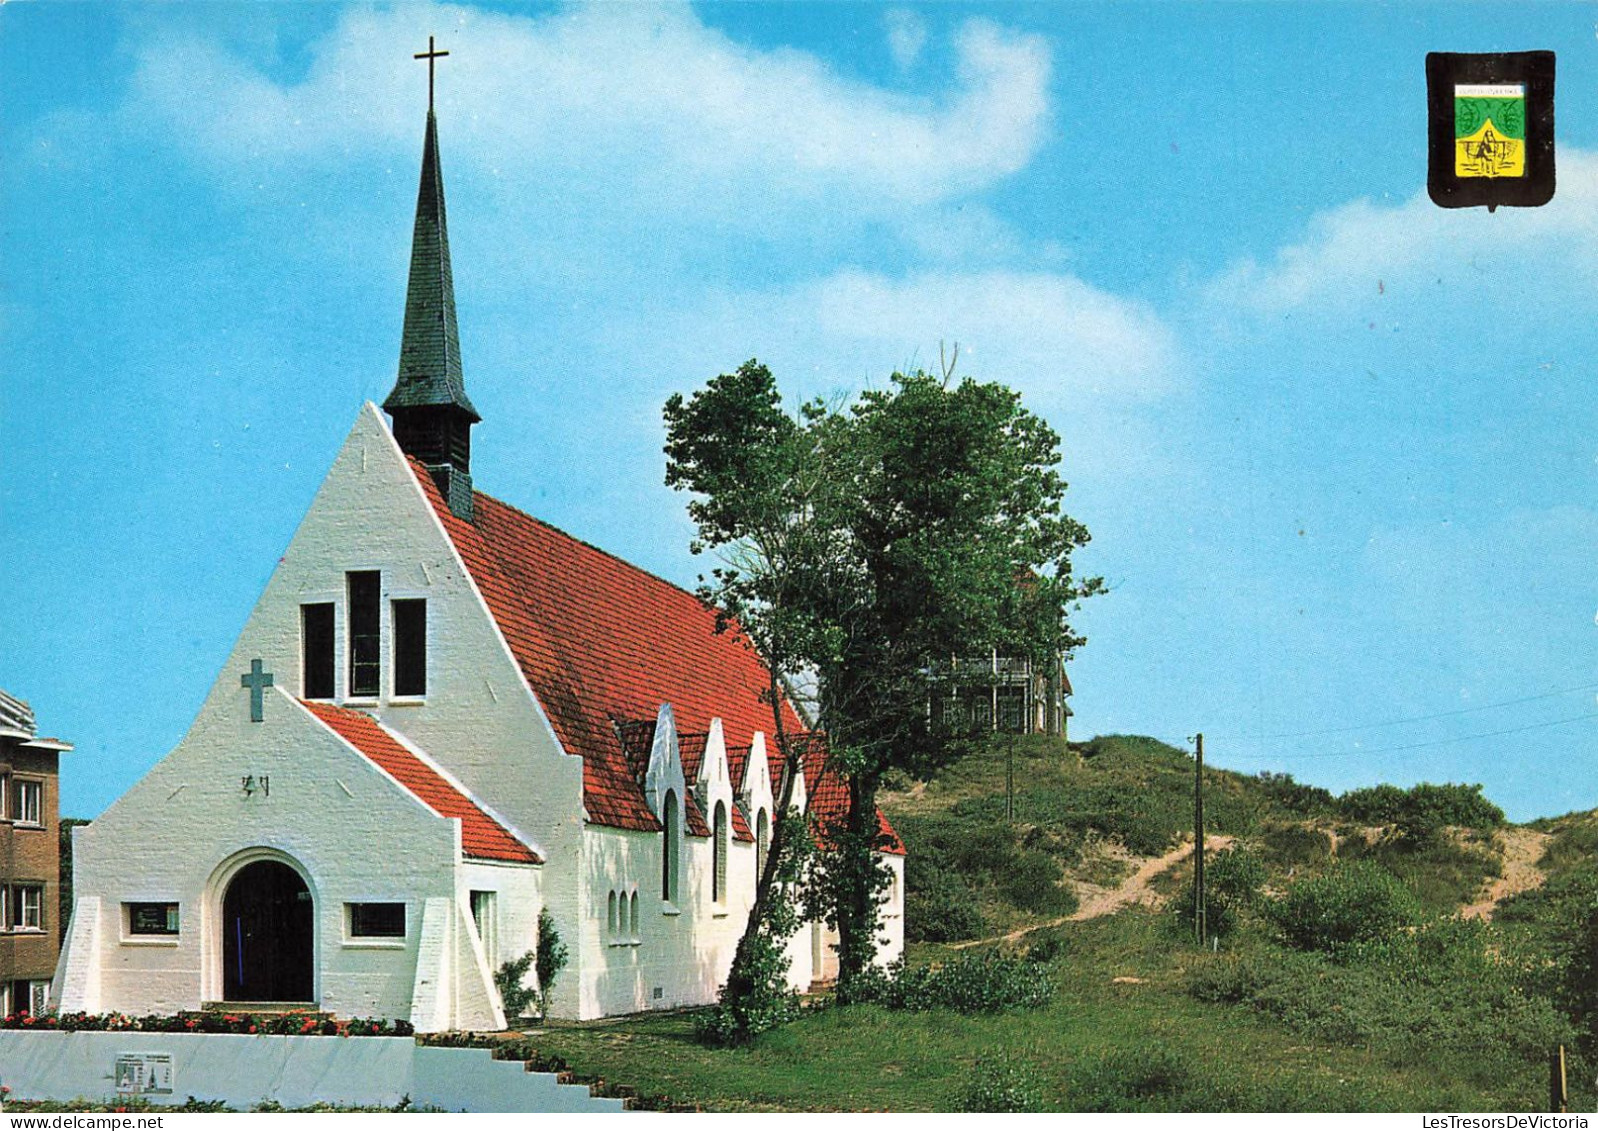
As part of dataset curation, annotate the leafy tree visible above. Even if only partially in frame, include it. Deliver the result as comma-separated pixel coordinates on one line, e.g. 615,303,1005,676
664,359,1099,1007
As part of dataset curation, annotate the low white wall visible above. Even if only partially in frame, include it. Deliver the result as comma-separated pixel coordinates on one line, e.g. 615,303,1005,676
0,1031,623,1113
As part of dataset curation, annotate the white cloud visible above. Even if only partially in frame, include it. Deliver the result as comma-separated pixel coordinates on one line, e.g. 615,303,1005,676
1209,149,1598,317
884,9,928,71
800,269,1177,401
126,3,1049,217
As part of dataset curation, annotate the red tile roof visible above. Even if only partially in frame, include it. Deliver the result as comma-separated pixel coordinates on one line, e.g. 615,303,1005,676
677,732,709,783
409,458,899,854
798,737,906,856
302,700,541,864
730,802,754,844
726,744,751,793
682,792,712,838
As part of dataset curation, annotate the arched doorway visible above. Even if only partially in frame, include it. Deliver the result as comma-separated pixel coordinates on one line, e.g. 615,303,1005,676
222,859,314,1002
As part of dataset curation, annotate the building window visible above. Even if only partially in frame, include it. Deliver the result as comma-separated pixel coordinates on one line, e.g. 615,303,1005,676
392,599,427,696
301,603,336,699
12,780,41,826
347,901,405,938
469,890,497,966
8,885,43,931
712,801,728,903
629,892,639,943
347,570,381,697
756,809,770,881
127,902,179,935
0,773,8,819
607,891,618,942
29,981,48,1016
661,790,680,905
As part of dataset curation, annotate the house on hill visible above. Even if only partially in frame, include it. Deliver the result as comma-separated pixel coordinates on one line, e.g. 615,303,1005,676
55,87,903,1029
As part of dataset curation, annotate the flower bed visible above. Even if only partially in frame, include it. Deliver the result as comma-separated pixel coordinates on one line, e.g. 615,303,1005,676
0,1010,414,1037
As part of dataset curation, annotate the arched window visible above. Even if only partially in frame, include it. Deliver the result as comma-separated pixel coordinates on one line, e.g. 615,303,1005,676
713,801,728,903
661,790,680,904
629,891,639,942
756,809,770,881
607,891,617,940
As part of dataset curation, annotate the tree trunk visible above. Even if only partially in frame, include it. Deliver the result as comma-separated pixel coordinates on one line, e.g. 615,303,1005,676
834,772,883,998
719,674,806,1006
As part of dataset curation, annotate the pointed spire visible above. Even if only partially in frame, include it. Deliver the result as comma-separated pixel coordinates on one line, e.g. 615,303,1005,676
386,109,478,423
385,102,479,522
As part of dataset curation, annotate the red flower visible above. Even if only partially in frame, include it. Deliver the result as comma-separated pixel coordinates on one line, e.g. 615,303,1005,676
248,1024,257,1033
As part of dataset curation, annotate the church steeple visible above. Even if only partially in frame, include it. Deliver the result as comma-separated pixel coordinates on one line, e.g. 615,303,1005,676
385,39,479,522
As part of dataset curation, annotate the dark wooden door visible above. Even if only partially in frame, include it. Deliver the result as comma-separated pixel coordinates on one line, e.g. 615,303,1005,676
222,860,313,1002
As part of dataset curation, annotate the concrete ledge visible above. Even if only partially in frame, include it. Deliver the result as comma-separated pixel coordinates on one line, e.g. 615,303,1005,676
0,1031,624,1113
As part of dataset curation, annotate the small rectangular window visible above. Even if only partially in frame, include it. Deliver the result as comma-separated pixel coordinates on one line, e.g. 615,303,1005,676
127,902,180,935
392,599,427,697
16,886,42,931
0,773,9,820
301,603,336,699
348,902,405,938
347,571,381,697
13,781,40,825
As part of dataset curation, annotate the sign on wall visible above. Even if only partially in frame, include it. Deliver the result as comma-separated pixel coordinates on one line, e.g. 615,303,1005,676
114,1053,174,1096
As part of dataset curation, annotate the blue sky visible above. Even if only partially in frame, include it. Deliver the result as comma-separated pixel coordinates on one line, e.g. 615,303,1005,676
3,2,1596,822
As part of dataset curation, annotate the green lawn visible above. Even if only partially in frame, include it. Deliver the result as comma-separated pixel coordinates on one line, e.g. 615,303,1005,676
524,911,1530,1112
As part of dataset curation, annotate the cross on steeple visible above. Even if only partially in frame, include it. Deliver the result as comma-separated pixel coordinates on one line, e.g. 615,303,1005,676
240,658,274,723
415,35,450,111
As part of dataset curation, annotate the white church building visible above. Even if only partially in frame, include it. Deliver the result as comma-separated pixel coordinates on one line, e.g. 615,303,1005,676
54,90,904,1030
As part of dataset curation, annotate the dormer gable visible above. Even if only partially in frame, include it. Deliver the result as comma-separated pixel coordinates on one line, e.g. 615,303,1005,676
642,702,685,820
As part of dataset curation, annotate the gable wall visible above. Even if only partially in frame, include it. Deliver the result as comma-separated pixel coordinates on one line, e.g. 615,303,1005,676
198,405,586,992
69,693,461,1020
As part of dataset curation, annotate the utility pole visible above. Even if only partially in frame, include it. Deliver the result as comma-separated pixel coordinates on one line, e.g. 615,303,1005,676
1006,731,1016,820
1193,733,1207,946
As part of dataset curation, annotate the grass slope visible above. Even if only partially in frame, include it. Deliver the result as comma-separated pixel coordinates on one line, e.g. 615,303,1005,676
518,734,1561,1112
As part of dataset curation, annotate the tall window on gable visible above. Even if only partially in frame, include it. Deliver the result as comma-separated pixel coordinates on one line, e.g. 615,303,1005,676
392,599,427,696
712,802,728,903
661,790,680,904
301,603,335,699
756,810,770,881
347,571,381,697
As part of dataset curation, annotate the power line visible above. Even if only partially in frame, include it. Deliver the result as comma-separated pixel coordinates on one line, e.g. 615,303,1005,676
1224,681,1598,741
1227,710,1598,762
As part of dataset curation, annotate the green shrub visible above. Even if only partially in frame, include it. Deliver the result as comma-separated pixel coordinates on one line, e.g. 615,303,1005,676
1000,852,1076,915
1362,837,1501,915
1169,846,1264,939
1186,920,1574,1083
1252,772,1335,815
853,953,1055,1014
1258,823,1333,866
494,952,539,1021
1337,782,1503,842
534,908,570,1002
1539,821,1598,872
1271,859,1423,953
957,1054,1046,1112
1336,783,1411,824
905,855,986,942
1067,1045,1232,1112
1024,928,1066,964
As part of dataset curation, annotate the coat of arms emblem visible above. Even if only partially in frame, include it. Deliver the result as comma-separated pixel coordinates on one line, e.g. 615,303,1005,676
1454,84,1525,178
1427,51,1554,210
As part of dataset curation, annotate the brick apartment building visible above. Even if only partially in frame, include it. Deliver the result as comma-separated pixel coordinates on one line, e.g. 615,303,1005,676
1,689,72,1016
